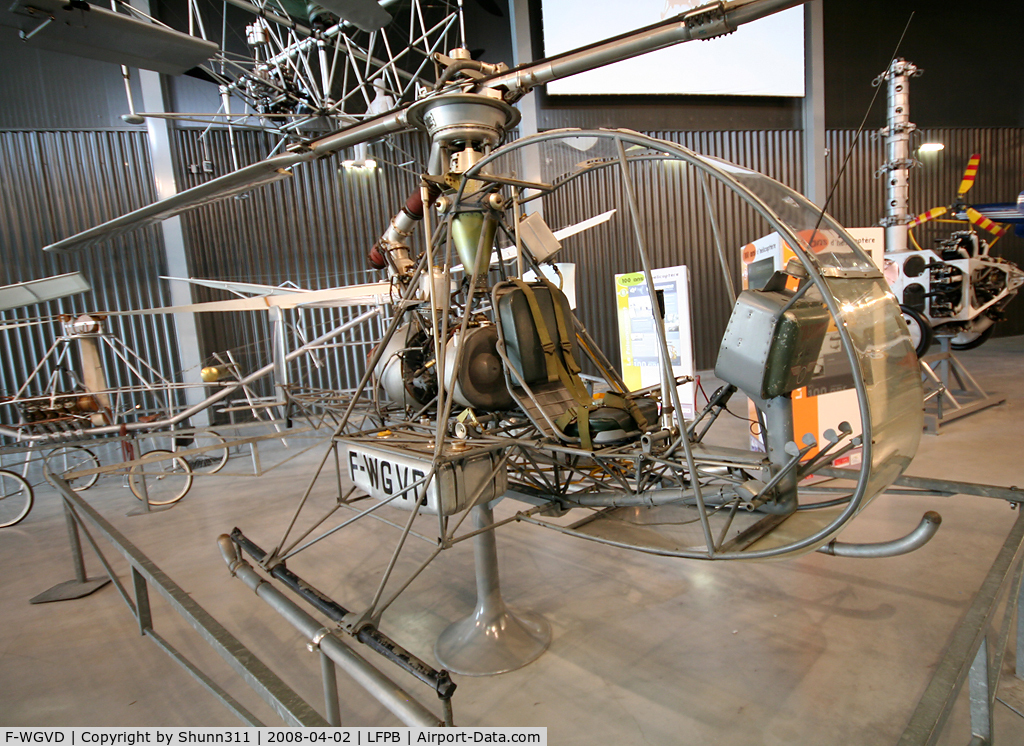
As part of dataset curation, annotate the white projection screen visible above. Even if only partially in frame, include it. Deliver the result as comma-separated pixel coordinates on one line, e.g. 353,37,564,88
541,1,805,97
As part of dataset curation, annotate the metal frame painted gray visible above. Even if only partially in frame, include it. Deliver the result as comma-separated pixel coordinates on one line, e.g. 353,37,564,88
801,0,826,206
44,470,327,726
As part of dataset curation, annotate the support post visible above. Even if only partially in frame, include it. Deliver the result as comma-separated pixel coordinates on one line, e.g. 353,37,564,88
434,502,550,676
801,0,826,206
1017,563,1024,681
319,650,341,727
509,0,543,218
30,501,110,604
968,637,993,745
920,338,1005,434
133,566,153,635
131,0,207,426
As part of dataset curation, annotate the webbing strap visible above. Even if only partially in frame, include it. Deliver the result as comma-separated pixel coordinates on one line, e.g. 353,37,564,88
555,405,593,451
602,392,650,431
511,279,558,384
538,277,581,376
511,280,591,405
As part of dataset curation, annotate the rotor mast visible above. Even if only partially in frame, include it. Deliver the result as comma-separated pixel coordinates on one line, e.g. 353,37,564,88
878,58,921,253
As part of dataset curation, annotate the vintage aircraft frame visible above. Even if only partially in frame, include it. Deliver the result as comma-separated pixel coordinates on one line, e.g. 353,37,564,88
23,0,1024,734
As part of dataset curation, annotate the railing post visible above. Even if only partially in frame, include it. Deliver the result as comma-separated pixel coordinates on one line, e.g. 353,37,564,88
968,636,993,745
319,649,341,726
30,498,110,604
133,567,152,635
1016,560,1024,682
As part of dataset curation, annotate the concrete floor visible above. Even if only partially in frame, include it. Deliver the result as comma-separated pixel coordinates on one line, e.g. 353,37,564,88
2,337,1024,744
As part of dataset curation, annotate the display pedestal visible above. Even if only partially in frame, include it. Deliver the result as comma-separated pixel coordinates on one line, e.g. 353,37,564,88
434,503,550,676
921,337,1004,434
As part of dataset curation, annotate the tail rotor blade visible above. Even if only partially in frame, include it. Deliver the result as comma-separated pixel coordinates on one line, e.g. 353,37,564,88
908,206,948,228
965,207,1008,237
957,154,981,199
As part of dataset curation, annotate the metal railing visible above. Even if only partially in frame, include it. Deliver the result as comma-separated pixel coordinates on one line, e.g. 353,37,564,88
899,511,1024,745
44,470,445,727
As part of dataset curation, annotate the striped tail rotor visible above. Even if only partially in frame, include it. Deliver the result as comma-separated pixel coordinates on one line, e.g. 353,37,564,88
908,206,948,228
957,154,981,199
965,207,1008,237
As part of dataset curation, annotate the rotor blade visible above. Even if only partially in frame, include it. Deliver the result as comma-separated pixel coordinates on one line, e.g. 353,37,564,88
0,272,91,311
957,154,981,198
482,0,802,96
43,157,303,253
42,109,410,254
965,208,1008,237
4,0,218,76
161,276,311,297
552,209,617,241
314,0,392,31
908,206,948,228
105,282,392,314
954,202,1024,224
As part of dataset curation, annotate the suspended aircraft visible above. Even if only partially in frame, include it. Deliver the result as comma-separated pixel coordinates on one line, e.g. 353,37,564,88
2,0,474,174
22,0,1024,726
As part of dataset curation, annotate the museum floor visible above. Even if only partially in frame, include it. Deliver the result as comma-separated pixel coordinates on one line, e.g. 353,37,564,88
3,336,1024,744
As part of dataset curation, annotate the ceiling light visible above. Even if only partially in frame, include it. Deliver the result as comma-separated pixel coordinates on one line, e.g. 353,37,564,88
919,143,944,153
341,159,377,171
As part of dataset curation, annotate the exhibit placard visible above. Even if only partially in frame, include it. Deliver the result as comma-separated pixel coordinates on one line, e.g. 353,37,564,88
615,265,695,419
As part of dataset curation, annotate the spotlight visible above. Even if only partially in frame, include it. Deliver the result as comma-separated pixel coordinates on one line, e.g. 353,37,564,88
341,159,377,171
919,143,944,153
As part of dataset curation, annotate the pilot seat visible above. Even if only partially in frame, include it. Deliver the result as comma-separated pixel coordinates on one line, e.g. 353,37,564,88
492,278,658,449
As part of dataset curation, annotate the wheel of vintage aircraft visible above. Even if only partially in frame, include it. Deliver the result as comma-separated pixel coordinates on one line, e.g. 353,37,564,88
129,450,193,505
899,305,933,358
174,431,230,475
0,470,33,528
44,445,101,492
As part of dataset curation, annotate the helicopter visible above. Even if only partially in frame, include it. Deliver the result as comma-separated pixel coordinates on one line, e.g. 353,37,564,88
899,154,1024,351
28,0,981,721
875,60,1024,354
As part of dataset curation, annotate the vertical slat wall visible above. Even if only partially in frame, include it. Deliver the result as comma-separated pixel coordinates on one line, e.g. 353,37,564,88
544,130,804,370
171,129,430,396
2,126,1021,411
0,131,179,416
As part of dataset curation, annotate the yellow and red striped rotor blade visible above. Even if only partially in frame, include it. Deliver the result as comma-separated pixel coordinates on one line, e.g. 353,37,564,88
965,207,1008,236
908,206,948,228
957,154,981,198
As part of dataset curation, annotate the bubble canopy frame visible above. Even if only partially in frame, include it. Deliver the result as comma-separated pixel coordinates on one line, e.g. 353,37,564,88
449,128,924,559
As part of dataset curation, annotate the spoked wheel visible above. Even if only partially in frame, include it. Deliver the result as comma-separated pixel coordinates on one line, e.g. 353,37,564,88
44,445,101,492
129,449,193,505
0,470,34,528
900,305,934,358
176,431,229,475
